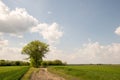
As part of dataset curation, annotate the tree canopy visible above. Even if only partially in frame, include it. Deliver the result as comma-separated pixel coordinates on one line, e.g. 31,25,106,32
22,40,49,68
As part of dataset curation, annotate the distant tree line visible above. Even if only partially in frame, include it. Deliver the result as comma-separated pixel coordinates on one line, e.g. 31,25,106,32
0,59,66,67
41,60,67,67
0,60,29,66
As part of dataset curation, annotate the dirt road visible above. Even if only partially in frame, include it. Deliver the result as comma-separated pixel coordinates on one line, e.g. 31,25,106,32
30,68,65,80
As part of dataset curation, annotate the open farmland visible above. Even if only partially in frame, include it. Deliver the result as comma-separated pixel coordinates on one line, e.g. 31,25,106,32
0,66,29,80
48,65,120,80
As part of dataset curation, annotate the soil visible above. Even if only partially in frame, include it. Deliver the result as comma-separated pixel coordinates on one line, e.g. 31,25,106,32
30,68,65,80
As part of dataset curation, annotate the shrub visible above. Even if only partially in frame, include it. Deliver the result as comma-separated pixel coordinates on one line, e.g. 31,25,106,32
41,60,66,67
0,60,30,66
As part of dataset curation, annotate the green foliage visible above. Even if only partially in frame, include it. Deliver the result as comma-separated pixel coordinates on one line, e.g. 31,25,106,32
0,60,29,66
41,60,66,67
0,66,29,80
41,61,47,67
47,61,54,66
53,60,63,65
48,65,120,80
22,40,49,68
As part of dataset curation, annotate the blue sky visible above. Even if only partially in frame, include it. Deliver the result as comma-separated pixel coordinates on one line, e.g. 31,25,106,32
0,0,120,64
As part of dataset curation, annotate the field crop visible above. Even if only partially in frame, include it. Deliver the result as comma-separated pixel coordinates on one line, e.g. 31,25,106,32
0,66,29,80
48,65,120,80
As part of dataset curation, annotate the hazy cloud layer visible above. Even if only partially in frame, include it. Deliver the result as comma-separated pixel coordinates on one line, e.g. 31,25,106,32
72,42,120,64
45,46,65,60
0,37,27,60
0,38,8,47
0,37,26,60
48,11,52,14
9,33,23,38
0,47,27,60
0,32,3,36
46,42,120,64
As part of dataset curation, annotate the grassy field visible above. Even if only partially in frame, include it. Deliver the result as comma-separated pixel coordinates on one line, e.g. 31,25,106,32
0,66,29,80
48,65,120,80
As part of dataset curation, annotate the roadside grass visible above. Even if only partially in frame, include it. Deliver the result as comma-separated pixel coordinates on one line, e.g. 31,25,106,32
48,65,120,80
21,67,39,80
0,66,29,80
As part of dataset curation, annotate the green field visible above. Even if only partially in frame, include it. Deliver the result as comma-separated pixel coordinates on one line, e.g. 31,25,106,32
0,66,29,80
48,65,120,80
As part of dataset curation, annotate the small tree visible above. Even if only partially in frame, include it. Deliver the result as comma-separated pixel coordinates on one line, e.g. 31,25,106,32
41,61,47,67
22,40,49,68
53,60,63,65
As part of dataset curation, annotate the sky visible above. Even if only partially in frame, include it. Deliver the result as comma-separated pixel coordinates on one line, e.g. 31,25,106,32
0,0,120,64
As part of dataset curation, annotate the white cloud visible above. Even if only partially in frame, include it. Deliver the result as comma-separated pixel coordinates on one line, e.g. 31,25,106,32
0,0,63,42
31,23,63,44
0,47,27,61
0,0,38,34
9,33,23,38
0,38,26,61
0,37,27,61
48,11,52,14
45,42,120,64
70,42,120,64
0,32,3,36
44,46,68,62
0,0,64,61
0,38,8,47
19,42,26,46
115,26,120,35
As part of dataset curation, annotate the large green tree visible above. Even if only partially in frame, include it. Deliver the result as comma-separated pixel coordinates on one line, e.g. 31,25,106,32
22,40,49,68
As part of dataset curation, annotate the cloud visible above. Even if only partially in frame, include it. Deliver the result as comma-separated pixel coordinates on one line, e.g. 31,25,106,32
44,46,68,63
48,11,52,14
0,32,3,36
0,0,63,42
0,38,8,47
9,33,23,38
19,42,26,46
0,0,63,61
0,47,27,61
71,42,120,64
0,38,26,60
31,23,63,44
115,26,120,35
45,42,120,64
0,0,38,34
